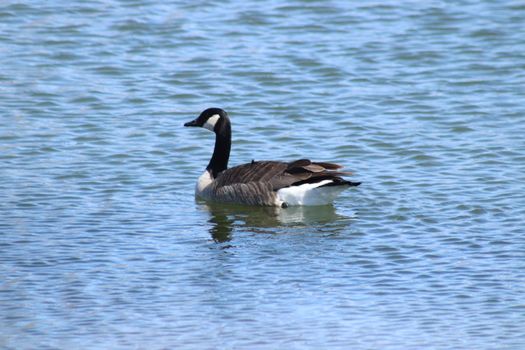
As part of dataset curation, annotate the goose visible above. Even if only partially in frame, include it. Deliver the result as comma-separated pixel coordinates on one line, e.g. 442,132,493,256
184,108,360,207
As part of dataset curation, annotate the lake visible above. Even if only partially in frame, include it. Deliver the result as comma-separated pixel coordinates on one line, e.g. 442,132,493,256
1,1,524,349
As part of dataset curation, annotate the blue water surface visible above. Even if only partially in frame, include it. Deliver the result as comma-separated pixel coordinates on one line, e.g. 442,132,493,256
1,1,524,349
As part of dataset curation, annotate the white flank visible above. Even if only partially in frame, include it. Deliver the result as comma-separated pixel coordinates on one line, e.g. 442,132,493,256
276,180,348,206
195,170,213,198
203,114,220,131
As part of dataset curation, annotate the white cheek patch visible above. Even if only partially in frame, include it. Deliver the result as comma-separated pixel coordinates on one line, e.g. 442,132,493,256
203,114,220,131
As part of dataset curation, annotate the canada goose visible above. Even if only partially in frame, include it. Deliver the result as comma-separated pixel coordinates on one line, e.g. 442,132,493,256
184,108,360,207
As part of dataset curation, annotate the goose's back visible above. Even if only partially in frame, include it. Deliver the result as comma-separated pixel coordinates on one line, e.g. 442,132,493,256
200,159,353,206
214,161,287,186
208,161,287,206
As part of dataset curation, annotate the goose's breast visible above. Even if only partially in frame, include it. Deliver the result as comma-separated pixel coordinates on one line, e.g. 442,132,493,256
196,170,213,198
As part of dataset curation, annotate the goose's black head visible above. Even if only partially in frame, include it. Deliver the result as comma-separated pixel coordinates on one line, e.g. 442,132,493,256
184,108,229,133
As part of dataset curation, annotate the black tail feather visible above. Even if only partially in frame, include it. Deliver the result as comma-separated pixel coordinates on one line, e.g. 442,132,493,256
319,179,361,187
292,175,361,188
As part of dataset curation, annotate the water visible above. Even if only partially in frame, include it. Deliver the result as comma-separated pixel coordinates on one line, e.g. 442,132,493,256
1,0,525,348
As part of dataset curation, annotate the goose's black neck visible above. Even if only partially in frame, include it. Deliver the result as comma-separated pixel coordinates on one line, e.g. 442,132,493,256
207,117,231,178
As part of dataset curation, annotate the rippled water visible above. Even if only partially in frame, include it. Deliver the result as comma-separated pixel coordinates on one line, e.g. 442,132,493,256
1,1,525,349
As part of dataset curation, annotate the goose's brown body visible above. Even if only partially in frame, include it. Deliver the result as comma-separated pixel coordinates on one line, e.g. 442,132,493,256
198,159,357,206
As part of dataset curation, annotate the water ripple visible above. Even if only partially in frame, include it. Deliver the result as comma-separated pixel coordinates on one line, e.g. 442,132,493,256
1,0,525,349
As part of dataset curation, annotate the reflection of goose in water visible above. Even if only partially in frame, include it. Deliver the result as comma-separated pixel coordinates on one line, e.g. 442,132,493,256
201,202,353,243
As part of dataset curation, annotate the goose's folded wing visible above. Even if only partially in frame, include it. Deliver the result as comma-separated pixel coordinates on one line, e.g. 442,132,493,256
215,159,354,191
214,161,288,187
